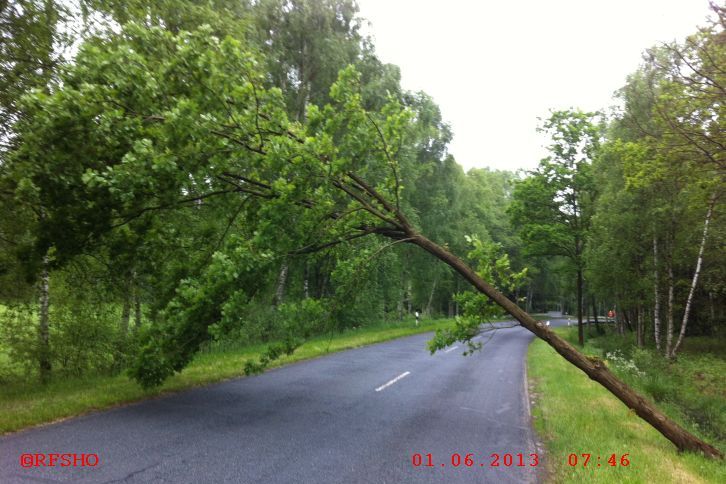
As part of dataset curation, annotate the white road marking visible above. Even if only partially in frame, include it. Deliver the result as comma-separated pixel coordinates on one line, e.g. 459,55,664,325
443,346,459,353
375,371,411,392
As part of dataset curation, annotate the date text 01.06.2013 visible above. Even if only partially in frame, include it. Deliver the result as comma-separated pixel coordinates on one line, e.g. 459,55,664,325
412,452,539,468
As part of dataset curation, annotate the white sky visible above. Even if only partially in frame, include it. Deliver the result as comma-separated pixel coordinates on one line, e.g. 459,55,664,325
357,0,716,172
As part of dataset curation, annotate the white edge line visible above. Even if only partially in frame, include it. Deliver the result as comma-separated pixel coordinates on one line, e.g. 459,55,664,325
443,346,459,353
523,359,532,418
375,371,411,392
523,353,539,458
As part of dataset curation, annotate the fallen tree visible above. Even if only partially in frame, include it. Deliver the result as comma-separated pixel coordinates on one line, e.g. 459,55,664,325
334,176,722,459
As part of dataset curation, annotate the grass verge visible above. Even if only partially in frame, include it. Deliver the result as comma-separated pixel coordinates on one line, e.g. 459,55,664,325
527,327,725,483
0,317,464,435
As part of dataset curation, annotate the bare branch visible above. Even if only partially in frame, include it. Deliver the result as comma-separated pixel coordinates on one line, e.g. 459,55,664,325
332,179,402,228
211,130,267,155
110,188,241,230
365,113,402,212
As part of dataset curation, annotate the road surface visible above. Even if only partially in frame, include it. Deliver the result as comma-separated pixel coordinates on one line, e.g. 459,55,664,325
0,316,567,483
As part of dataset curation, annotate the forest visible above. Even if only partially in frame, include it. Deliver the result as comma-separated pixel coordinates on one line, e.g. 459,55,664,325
0,0,724,466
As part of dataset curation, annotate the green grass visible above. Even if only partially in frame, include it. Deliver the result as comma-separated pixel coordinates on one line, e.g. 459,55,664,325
527,327,726,483
0,317,466,434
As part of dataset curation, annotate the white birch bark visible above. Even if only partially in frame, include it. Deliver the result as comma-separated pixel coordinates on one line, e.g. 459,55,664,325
670,198,715,357
274,263,288,305
38,253,51,382
666,261,674,357
653,235,662,351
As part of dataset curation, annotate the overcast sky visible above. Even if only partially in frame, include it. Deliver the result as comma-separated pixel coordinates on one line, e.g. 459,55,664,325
356,0,715,172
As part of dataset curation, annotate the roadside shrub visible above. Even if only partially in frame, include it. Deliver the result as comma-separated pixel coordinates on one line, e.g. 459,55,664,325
51,298,120,376
209,298,277,348
277,298,328,338
128,335,174,389
0,304,38,379
208,298,330,351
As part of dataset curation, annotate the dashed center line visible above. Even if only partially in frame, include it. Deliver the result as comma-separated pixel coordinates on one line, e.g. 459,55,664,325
443,346,459,353
375,371,411,392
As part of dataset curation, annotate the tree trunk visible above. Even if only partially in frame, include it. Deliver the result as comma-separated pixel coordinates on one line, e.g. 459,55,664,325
121,295,131,336
397,270,406,321
38,253,51,383
576,267,584,345
666,260,675,357
134,292,142,330
131,269,142,330
274,262,288,305
592,296,603,335
670,198,715,357
526,283,533,313
623,310,633,332
637,304,645,348
406,281,412,314
296,35,308,122
121,271,132,337
653,235,662,351
709,292,715,333
409,232,722,458
303,262,310,299
397,289,404,321
318,269,329,298
585,297,590,323
425,275,438,316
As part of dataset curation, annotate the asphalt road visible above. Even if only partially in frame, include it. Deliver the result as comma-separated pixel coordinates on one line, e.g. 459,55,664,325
0,315,569,483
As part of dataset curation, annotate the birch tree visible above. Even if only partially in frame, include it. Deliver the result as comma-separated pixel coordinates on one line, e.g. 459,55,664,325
619,8,724,358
